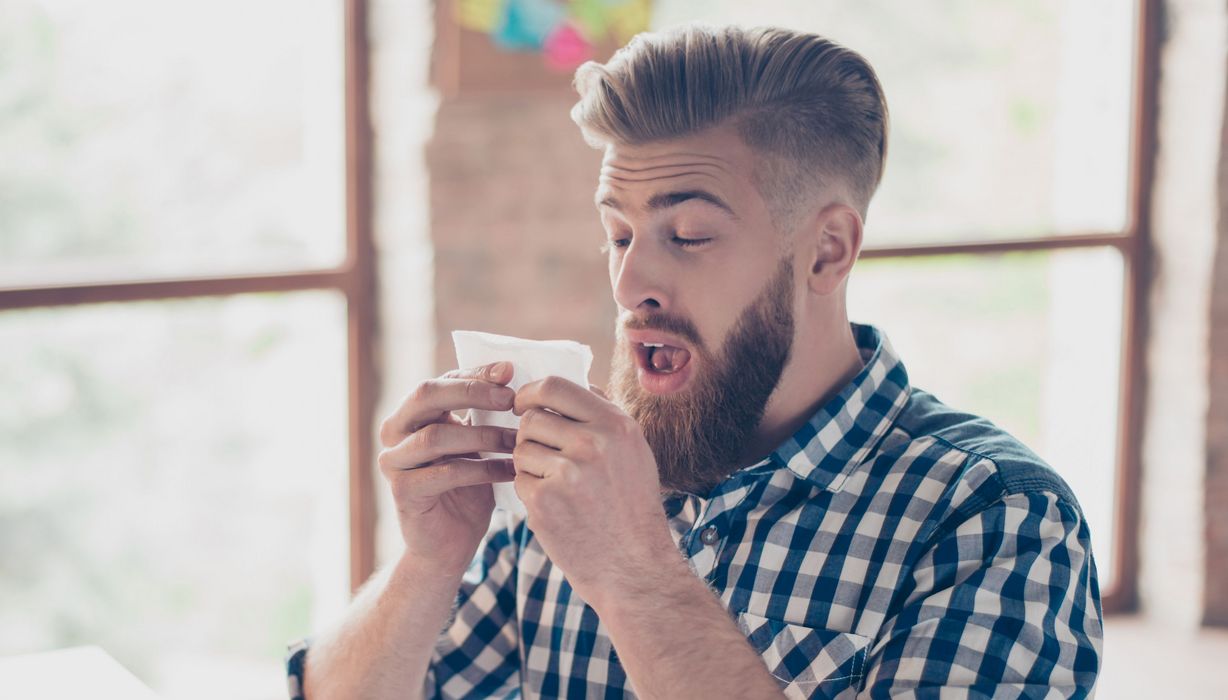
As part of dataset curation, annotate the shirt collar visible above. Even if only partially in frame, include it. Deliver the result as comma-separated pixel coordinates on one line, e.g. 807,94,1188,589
765,322,911,493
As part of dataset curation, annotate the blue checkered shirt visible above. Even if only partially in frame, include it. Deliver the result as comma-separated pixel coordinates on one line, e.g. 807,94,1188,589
288,323,1103,698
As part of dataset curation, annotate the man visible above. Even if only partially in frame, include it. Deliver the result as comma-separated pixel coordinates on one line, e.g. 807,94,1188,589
289,25,1102,699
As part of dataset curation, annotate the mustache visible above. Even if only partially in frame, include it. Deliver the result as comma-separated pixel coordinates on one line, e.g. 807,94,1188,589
618,312,704,349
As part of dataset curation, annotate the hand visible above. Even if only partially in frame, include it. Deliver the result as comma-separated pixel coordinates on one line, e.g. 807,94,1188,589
511,377,678,608
377,362,519,575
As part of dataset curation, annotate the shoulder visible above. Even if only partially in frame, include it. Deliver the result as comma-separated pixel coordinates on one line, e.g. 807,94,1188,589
873,387,1085,521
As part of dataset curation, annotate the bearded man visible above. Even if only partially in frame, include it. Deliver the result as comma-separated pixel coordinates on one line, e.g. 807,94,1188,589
290,25,1103,699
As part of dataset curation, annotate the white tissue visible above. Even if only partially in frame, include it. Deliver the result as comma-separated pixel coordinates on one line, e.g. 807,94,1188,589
451,330,594,515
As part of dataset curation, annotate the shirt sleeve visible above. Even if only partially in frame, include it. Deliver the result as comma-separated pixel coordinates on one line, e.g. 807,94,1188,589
283,513,524,700
286,638,308,700
861,491,1104,699
426,511,524,699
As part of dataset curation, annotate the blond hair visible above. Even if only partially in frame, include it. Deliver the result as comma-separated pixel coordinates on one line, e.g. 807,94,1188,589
571,25,889,227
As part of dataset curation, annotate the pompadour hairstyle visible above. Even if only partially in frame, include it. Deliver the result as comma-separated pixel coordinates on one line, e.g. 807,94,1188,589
571,24,889,227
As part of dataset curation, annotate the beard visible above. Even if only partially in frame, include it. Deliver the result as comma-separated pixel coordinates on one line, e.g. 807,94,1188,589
611,256,795,495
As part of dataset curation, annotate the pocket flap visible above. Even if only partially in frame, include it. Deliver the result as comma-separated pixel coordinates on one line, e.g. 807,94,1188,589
736,611,872,699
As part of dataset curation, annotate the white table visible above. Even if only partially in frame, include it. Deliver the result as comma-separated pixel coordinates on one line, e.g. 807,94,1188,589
0,646,160,699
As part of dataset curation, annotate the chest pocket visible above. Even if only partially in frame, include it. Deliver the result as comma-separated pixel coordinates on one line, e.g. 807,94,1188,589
736,612,872,699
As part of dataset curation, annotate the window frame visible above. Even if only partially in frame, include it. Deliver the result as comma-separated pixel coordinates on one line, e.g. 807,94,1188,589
0,0,379,594
856,0,1159,614
430,0,1159,614
1,0,1158,613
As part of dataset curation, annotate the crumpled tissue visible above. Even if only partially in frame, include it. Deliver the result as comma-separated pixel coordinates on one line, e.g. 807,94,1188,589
452,330,594,515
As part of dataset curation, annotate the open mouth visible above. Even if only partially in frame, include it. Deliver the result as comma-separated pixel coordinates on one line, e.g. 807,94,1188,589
637,342,692,374
628,335,695,394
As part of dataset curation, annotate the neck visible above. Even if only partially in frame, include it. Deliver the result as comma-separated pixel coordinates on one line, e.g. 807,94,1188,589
738,317,865,466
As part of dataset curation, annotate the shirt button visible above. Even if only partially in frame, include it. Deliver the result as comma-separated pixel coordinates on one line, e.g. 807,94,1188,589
700,525,720,545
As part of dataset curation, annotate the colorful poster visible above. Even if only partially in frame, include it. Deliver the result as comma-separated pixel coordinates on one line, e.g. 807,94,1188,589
456,0,653,71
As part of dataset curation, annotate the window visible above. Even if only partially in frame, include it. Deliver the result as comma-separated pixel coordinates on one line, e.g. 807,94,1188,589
650,0,1157,610
0,0,378,695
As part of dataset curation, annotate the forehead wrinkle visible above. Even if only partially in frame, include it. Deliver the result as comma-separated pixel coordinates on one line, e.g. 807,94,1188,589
602,150,736,175
597,147,750,215
601,154,730,171
603,158,730,171
602,150,731,165
596,170,729,210
599,167,726,185
604,160,726,176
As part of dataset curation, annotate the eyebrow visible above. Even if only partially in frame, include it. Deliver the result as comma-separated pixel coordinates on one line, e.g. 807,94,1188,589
597,189,738,219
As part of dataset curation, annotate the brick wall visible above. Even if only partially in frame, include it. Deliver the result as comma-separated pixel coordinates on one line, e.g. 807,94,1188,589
419,0,1228,626
426,94,617,386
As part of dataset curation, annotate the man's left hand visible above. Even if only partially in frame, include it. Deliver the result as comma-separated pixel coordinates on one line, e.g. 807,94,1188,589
511,377,680,608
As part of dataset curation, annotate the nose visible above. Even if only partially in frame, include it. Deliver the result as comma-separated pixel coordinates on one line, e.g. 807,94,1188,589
611,239,670,313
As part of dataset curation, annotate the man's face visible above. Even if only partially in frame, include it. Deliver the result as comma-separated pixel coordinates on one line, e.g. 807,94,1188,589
596,125,796,494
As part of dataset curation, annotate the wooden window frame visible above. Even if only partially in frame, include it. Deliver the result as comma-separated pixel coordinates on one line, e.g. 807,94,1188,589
429,0,1160,614
0,0,379,594
1,0,1157,611
857,0,1159,614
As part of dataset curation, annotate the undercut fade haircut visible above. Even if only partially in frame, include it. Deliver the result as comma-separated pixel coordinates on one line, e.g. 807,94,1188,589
571,24,889,229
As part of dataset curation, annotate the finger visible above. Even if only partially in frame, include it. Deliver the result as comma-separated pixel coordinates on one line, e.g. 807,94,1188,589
379,423,518,470
379,362,515,447
513,470,543,511
444,361,513,385
386,457,516,499
517,407,584,453
513,376,605,423
512,440,571,479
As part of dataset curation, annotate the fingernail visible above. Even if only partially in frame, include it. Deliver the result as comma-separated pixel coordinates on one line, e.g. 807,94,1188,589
488,361,511,380
502,430,517,451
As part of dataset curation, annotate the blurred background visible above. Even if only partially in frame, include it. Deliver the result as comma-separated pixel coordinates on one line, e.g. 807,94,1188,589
1,0,1225,698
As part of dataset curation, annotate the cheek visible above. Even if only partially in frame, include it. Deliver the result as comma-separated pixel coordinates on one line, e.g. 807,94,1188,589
688,287,746,355
696,262,753,320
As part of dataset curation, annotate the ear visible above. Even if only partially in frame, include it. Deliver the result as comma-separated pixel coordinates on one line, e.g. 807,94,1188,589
803,203,863,296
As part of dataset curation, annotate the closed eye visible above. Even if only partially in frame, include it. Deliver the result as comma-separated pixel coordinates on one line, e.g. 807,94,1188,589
672,236,712,248
601,238,630,254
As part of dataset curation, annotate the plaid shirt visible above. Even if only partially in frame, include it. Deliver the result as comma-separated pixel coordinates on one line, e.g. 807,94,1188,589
288,323,1103,699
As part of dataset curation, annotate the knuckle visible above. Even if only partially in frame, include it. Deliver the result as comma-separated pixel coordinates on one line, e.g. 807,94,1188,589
488,427,512,451
483,459,500,478
520,408,538,430
378,418,396,447
574,432,598,459
478,426,498,450
540,376,566,395
486,458,512,480
409,380,434,405
557,459,580,484
414,423,444,454
428,460,453,481
463,379,482,401
409,463,445,494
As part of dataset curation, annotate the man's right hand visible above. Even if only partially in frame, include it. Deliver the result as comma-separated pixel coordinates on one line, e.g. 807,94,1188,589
377,361,518,575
